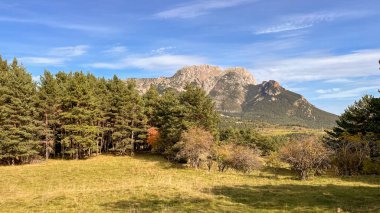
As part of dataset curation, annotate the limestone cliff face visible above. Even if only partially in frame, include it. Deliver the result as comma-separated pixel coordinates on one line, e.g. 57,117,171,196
209,68,256,113
133,65,223,94
129,65,337,128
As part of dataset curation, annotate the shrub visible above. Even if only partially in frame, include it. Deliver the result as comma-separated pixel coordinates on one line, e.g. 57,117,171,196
214,143,234,172
229,145,262,173
332,134,370,176
279,137,331,180
266,151,283,177
175,127,215,169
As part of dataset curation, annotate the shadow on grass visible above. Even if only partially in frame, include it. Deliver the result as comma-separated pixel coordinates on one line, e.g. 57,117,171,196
259,167,295,178
101,195,211,212
339,175,380,186
132,153,188,169
211,184,380,212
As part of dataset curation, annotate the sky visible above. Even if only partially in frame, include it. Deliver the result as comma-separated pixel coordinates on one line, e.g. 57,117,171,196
0,0,379,114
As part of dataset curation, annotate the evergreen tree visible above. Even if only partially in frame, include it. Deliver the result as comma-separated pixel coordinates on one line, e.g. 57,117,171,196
37,70,60,159
0,57,42,165
124,80,147,155
179,84,219,133
326,95,380,174
58,72,99,159
106,76,134,154
92,77,110,155
153,89,185,154
104,77,147,155
143,86,160,127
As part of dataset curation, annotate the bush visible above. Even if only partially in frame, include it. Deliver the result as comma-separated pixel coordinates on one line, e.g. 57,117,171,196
332,134,370,176
279,137,331,180
214,143,234,172
175,127,215,169
229,146,262,173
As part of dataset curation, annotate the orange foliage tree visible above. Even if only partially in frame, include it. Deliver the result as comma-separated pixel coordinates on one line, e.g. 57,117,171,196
147,127,159,145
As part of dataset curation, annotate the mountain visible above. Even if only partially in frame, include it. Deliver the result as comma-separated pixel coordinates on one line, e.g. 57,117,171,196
131,65,337,128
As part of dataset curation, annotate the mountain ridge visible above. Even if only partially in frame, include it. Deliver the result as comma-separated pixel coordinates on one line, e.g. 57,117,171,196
130,65,337,128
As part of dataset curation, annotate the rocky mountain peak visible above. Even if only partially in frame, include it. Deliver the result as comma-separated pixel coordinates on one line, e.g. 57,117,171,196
259,80,284,96
223,67,256,85
173,65,223,80
129,65,337,128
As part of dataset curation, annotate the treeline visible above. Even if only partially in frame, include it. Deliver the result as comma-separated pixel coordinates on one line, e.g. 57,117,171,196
1,55,379,179
0,56,221,165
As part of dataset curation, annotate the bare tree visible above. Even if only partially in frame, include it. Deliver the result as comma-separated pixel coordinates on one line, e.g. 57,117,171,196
279,137,331,180
175,127,215,169
229,145,262,173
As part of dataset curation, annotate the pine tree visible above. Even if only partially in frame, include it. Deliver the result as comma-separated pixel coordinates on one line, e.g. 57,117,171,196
105,76,133,154
124,80,147,155
92,77,110,155
143,86,160,127
326,95,380,174
0,57,42,165
58,72,99,159
153,89,185,154
37,70,60,159
179,84,219,133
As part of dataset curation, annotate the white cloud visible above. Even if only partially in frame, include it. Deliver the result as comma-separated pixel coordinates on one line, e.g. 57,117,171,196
104,46,128,55
256,23,311,34
19,57,65,66
156,0,254,19
90,54,206,71
316,88,341,94
324,78,354,83
20,45,88,66
252,49,380,83
255,11,369,34
49,45,89,57
316,86,378,99
151,46,175,55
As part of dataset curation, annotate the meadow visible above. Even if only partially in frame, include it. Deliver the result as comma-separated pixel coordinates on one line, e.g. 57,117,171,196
0,155,379,212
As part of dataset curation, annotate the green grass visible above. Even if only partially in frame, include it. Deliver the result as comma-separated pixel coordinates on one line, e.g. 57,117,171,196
257,127,325,136
0,155,379,212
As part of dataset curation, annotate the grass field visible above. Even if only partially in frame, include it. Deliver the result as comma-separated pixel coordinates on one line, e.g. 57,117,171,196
257,126,325,137
1,155,379,212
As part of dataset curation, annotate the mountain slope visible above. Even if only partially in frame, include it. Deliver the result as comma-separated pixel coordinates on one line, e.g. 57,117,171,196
131,65,337,128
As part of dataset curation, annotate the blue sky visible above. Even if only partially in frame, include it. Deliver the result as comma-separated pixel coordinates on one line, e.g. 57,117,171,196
0,0,379,114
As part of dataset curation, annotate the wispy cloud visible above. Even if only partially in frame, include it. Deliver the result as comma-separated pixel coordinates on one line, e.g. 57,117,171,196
49,45,89,57
90,54,206,71
151,46,175,55
19,57,65,66
255,11,369,34
155,0,254,19
324,78,354,83
104,46,128,55
316,86,378,99
252,49,380,83
20,45,88,66
0,16,113,33
316,88,341,94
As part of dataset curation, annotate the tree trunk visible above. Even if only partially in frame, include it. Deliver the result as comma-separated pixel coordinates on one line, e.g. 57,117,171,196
45,112,49,160
131,128,135,156
300,170,308,180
